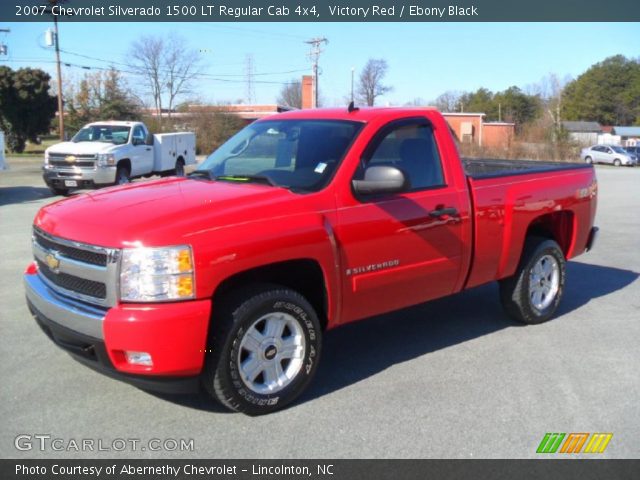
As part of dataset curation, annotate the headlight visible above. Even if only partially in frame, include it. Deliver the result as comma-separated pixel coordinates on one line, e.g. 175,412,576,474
120,245,195,302
97,153,116,167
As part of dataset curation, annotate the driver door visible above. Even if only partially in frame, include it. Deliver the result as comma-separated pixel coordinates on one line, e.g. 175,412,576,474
335,118,467,322
130,125,154,176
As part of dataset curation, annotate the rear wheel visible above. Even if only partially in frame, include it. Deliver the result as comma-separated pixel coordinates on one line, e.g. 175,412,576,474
115,165,130,185
613,158,622,167
203,284,322,415
174,158,185,177
48,185,69,196
584,156,593,164
499,237,566,324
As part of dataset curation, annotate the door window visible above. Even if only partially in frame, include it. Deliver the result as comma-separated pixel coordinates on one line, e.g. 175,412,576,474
132,126,145,145
357,121,445,191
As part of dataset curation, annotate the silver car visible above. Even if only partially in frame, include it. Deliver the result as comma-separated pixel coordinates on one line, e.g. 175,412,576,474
580,145,638,166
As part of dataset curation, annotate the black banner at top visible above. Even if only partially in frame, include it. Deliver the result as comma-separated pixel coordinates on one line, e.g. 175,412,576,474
3,0,640,22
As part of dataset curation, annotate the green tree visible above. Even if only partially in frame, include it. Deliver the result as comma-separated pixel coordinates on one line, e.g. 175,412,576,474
494,86,541,127
460,88,498,119
562,55,640,125
66,68,140,133
0,67,57,153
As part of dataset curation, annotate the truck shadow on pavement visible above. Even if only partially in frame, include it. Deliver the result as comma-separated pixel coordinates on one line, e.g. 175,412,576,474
150,261,637,412
0,186,54,206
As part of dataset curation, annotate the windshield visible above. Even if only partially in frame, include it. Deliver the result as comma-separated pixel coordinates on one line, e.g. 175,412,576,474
611,146,628,153
72,125,131,145
195,119,363,192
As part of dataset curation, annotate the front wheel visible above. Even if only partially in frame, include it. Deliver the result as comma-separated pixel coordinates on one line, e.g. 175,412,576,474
203,284,322,415
115,165,130,185
499,237,566,324
613,159,622,167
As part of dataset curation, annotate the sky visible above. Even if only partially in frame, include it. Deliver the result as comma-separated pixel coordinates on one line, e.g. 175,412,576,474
1,22,639,107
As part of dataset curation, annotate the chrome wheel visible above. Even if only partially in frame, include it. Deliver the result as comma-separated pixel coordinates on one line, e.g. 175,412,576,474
529,254,560,311
238,312,306,395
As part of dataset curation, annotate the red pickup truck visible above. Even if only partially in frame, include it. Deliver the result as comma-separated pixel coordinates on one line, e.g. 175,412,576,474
24,107,598,415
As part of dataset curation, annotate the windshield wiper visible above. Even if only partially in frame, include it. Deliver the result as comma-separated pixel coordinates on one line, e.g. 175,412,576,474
214,174,276,187
188,170,214,180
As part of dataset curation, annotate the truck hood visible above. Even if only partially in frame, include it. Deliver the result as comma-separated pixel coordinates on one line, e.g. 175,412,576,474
34,177,302,247
46,141,121,155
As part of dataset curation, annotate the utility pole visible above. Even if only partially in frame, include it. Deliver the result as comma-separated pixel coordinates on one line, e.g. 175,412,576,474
53,16,64,140
350,67,355,104
0,28,9,57
305,37,328,108
244,54,255,104
498,102,502,122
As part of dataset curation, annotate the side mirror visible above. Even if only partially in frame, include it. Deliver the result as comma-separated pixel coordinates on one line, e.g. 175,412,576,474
352,165,408,195
145,133,154,146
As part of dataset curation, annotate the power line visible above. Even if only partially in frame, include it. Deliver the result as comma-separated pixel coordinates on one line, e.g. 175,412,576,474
57,48,308,78
196,24,307,41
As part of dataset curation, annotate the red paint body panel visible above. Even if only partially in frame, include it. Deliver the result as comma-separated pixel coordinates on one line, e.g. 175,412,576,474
103,299,211,376
27,107,597,378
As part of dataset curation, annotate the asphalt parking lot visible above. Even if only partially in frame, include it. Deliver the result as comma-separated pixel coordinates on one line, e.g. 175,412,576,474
1,158,639,459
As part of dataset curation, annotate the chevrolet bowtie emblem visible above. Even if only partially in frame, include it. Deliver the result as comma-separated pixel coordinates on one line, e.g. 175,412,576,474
64,155,76,163
45,252,61,272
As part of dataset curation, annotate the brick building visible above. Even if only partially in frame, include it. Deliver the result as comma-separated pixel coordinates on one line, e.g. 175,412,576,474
442,113,515,148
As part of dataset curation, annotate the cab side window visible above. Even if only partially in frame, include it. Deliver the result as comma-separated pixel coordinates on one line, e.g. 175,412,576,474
360,122,444,190
132,126,145,145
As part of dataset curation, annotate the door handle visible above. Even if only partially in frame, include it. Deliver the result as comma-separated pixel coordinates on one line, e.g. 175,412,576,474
145,147,152,151
429,207,459,218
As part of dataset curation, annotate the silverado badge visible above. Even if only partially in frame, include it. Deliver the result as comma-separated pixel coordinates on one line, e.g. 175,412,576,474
45,252,61,272
64,155,76,163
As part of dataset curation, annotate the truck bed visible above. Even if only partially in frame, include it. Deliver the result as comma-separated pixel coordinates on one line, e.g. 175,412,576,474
463,158,591,179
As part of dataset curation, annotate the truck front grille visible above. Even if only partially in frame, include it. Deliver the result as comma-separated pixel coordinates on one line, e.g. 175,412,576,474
32,227,119,307
48,153,96,168
34,228,107,266
36,259,107,299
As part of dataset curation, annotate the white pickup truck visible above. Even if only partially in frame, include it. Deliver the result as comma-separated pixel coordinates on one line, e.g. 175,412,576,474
43,121,196,195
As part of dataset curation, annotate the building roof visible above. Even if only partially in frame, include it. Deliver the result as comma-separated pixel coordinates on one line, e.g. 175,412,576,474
612,126,640,137
483,122,516,126
562,121,602,133
441,112,486,117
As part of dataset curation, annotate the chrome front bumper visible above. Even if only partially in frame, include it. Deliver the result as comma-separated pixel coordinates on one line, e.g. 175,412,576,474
24,273,107,339
43,165,116,185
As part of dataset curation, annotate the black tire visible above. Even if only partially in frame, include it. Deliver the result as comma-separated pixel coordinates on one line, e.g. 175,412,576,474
584,156,593,164
499,236,566,324
48,185,69,196
174,158,185,177
613,158,622,167
115,165,130,185
203,284,322,415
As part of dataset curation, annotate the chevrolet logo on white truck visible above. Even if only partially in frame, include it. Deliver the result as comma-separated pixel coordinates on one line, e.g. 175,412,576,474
43,120,196,196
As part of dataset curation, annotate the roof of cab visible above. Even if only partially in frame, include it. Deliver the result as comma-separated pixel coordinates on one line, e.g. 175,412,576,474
259,106,439,123
86,120,142,127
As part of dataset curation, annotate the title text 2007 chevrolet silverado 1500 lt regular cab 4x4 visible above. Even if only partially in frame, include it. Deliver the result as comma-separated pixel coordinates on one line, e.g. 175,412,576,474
24,108,598,415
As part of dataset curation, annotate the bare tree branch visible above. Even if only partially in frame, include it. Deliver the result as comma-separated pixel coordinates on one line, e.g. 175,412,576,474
357,58,393,106
129,36,166,126
277,79,302,109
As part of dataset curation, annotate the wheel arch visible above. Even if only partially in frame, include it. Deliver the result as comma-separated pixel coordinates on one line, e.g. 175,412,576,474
116,158,131,172
211,259,329,331
525,210,575,258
